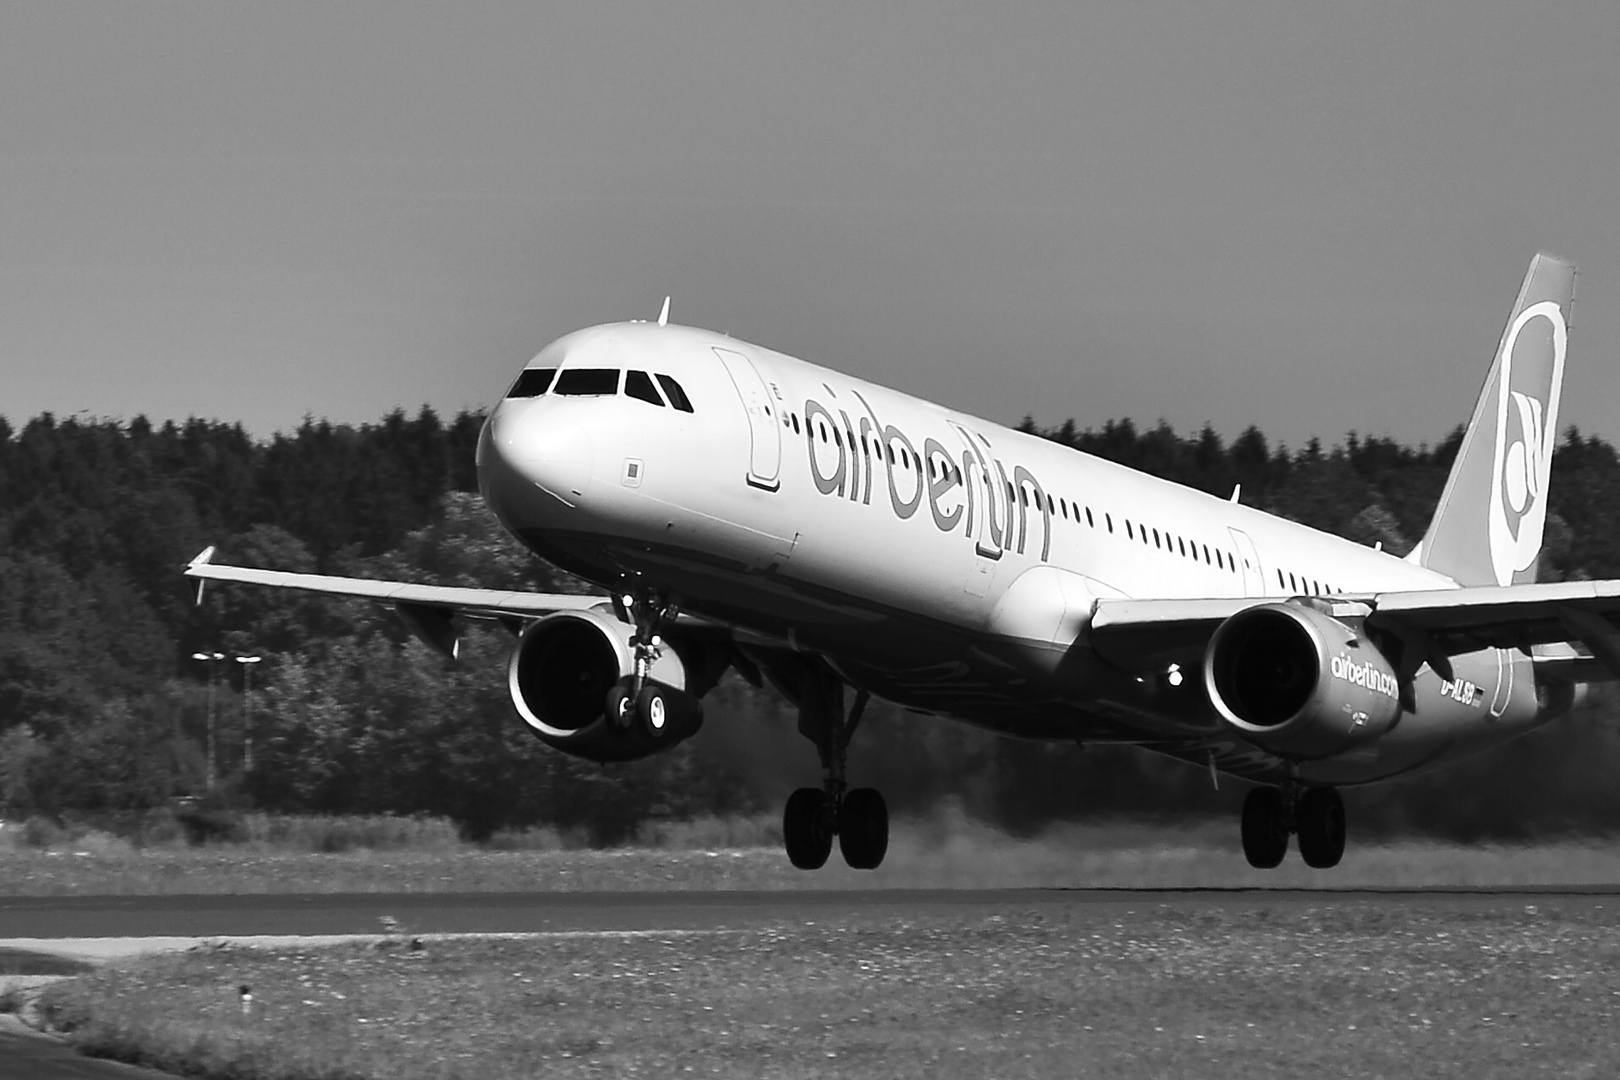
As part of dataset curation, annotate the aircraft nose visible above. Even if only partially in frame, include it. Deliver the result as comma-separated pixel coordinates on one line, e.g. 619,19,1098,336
481,401,595,507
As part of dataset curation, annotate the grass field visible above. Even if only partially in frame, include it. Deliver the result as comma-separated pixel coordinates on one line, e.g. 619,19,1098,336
20,899,1620,1079
5,811,1620,895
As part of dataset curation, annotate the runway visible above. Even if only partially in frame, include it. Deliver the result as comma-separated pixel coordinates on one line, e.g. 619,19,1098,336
4,885,1618,942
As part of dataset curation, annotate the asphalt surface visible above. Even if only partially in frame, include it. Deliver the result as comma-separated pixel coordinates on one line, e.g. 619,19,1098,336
4,886,1619,1079
5,885,1620,942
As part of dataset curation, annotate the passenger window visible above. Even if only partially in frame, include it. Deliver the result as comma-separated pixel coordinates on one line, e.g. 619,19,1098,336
1178,538,1186,557
1086,508,1094,528
1126,521,1134,540
1152,528,1161,549
624,370,665,407
655,374,695,412
507,368,556,398
553,368,620,396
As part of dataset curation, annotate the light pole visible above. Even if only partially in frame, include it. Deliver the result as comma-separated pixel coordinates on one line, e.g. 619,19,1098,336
190,651,225,791
236,655,262,773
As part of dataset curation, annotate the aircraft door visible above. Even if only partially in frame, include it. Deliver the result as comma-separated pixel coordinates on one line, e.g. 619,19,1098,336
714,348,781,492
1227,527,1264,597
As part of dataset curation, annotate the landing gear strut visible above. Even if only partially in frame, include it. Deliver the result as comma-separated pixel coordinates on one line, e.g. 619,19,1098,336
1241,784,1344,869
607,591,697,740
782,665,888,870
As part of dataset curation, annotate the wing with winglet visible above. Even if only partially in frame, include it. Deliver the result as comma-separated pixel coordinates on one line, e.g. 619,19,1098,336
184,546,614,660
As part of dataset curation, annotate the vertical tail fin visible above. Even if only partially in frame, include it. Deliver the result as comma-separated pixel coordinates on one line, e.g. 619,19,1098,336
1412,254,1576,586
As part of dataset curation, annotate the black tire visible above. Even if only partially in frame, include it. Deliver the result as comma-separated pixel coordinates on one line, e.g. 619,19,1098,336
605,685,634,730
636,684,672,738
1241,787,1289,869
838,788,889,870
783,788,833,870
1296,786,1346,869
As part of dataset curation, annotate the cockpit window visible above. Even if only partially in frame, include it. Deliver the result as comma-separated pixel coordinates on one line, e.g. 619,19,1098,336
656,374,694,413
624,370,665,407
553,368,621,396
507,368,555,398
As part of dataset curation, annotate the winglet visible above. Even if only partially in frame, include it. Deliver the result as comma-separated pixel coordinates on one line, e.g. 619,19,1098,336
657,296,671,327
187,546,216,605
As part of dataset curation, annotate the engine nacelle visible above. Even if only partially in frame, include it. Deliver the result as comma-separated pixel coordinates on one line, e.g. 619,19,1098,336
507,608,696,762
1202,602,1401,759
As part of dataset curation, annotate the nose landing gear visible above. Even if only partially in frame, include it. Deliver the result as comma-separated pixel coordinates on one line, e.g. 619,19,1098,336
1241,784,1345,869
606,590,700,739
781,667,889,870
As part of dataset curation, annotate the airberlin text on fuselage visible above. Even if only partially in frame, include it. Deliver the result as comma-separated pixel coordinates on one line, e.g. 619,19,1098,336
801,391,1052,562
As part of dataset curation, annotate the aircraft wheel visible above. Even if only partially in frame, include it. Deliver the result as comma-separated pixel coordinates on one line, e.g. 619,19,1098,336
605,684,634,730
1296,786,1346,869
783,788,833,870
1241,787,1289,869
838,788,889,870
636,684,673,739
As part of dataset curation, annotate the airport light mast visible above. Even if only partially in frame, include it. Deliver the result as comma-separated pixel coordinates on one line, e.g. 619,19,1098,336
190,651,226,791
236,655,262,773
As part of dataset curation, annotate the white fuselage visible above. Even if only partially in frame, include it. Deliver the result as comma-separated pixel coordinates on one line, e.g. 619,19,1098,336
479,321,1549,785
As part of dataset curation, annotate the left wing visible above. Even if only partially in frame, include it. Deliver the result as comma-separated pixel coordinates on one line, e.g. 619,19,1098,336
184,546,613,659
1088,580,1620,682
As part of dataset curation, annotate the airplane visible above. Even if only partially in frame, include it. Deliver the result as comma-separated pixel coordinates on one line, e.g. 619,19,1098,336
187,253,1620,871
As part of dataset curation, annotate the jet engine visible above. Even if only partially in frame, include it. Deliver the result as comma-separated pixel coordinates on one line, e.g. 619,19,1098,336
1202,603,1402,759
507,608,699,762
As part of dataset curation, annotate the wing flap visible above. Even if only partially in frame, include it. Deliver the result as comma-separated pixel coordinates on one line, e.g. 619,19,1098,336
1367,580,1620,674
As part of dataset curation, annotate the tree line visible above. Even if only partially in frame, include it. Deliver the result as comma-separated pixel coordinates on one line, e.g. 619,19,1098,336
3,406,1620,840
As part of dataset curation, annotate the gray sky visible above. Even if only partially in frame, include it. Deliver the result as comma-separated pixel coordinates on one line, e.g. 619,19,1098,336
5,2,1620,447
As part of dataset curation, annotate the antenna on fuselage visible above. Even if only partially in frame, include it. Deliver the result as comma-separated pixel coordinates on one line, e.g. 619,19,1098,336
1229,484,1241,504
657,296,671,327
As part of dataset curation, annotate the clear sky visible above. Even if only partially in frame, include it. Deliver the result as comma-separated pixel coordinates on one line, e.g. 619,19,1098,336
4,2,1619,447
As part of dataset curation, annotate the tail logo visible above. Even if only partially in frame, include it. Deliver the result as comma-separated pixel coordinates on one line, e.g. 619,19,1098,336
1488,300,1566,586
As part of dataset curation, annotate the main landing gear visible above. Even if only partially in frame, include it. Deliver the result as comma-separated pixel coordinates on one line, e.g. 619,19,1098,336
782,666,888,871
1241,784,1345,869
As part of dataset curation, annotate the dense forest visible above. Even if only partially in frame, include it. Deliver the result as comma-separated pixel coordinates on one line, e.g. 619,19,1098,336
4,406,1620,841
